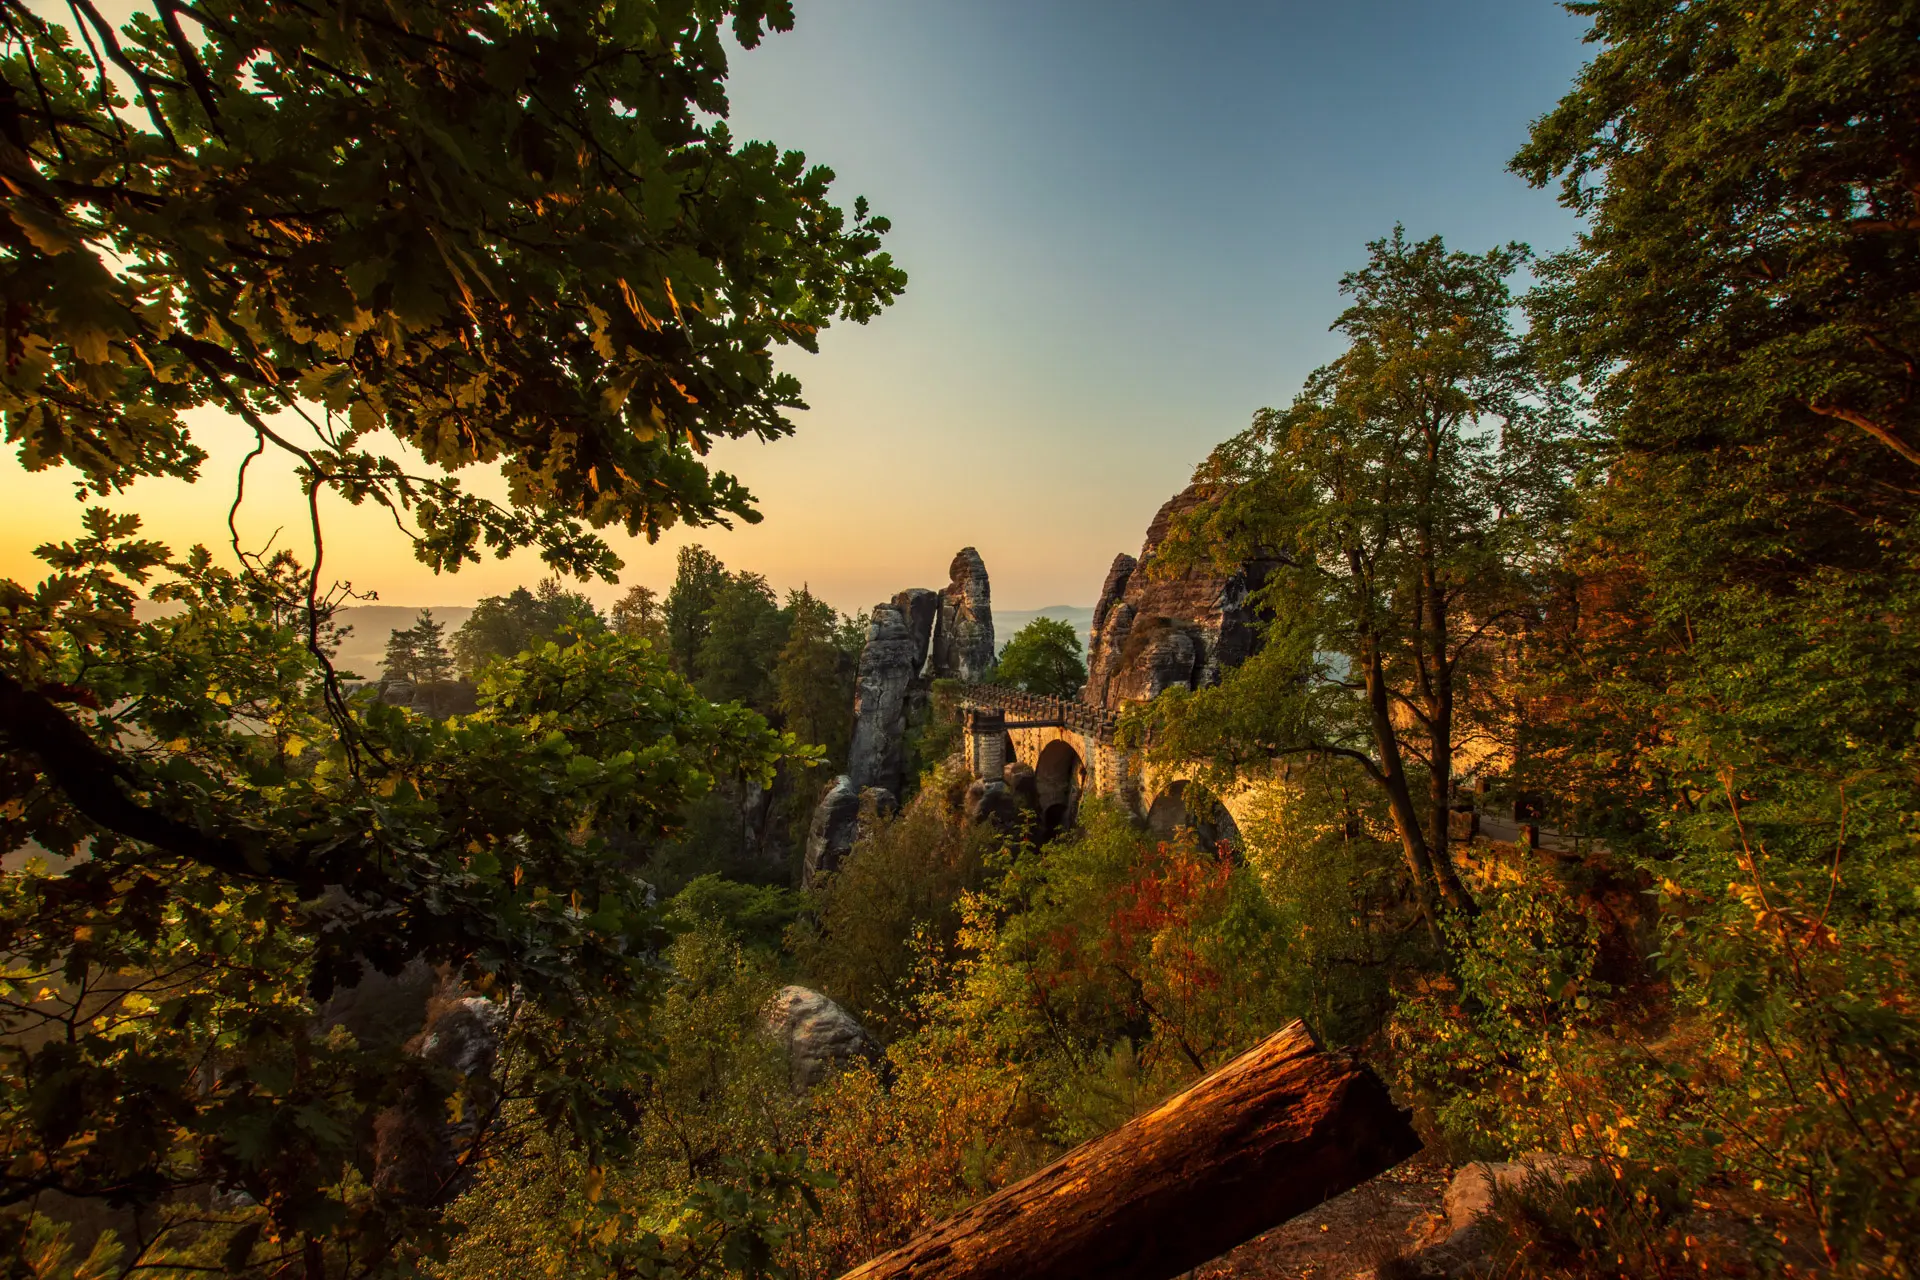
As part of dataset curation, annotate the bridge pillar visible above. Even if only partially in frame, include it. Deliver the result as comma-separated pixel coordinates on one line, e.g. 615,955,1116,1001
966,707,1007,780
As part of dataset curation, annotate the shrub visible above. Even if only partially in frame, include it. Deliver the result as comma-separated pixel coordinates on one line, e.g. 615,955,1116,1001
1479,1163,1766,1280
791,797,996,1042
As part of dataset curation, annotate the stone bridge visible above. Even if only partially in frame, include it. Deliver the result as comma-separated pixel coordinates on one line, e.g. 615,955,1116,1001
807,493,1268,884
956,683,1240,848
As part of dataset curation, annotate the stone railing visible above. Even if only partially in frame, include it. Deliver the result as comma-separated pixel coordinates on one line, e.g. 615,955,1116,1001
958,683,1117,740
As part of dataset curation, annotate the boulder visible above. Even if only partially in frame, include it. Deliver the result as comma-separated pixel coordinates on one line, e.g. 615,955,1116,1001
763,985,878,1091
1396,1152,1596,1274
1004,760,1040,812
965,778,1019,829
847,603,921,796
802,774,861,889
1442,1153,1594,1239
933,548,995,682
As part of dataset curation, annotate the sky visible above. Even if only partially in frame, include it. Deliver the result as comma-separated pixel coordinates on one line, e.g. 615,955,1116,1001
0,0,1593,615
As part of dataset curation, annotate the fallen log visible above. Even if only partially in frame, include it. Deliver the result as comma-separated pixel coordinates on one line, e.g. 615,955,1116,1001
838,1019,1420,1280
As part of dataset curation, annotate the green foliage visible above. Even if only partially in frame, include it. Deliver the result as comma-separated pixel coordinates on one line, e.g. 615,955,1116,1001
1501,3,1920,1272
697,573,787,713
1232,765,1424,1049
993,617,1086,699
0,516,802,1272
1144,228,1576,922
452,580,605,677
932,803,1297,1144
0,4,905,1261
792,793,996,1043
612,583,669,649
1391,871,1619,1164
436,923,818,1280
669,875,805,956
1,0,904,567
1477,1163,1764,1280
1514,0,1920,478
899,680,965,795
773,588,853,771
668,547,731,677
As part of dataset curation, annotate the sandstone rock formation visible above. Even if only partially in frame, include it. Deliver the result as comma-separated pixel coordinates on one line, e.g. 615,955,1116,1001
1083,485,1275,715
964,777,1019,829
763,985,878,1091
933,547,995,682
806,549,998,875
894,587,939,674
846,602,920,798
803,774,861,886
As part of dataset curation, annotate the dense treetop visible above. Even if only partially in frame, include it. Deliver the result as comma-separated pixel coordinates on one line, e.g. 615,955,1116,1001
2,0,905,578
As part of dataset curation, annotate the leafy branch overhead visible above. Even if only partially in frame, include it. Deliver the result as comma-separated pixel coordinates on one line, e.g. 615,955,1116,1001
0,0,906,575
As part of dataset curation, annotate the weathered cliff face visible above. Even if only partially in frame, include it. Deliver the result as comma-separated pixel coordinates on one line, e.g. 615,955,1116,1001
804,550,997,884
845,602,919,797
1083,484,1274,714
894,587,938,675
932,547,995,682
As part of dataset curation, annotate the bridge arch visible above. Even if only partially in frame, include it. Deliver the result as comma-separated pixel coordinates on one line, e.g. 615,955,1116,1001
1034,739,1083,839
1145,779,1243,854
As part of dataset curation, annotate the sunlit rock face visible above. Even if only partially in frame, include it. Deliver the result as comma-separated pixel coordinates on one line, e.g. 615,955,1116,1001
1083,484,1277,714
806,549,998,878
893,587,938,675
932,547,995,683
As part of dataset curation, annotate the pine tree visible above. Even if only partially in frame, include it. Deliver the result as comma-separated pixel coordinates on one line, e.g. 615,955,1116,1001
382,623,421,684
775,587,854,766
665,546,728,678
411,612,455,686
695,573,786,712
610,583,667,648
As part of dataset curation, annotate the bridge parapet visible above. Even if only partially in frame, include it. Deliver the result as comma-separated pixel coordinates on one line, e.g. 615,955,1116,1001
958,683,1117,741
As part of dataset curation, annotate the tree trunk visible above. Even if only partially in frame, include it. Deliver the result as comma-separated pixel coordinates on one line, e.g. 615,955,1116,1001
1360,638,1444,923
1421,582,1475,915
837,1021,1421,1280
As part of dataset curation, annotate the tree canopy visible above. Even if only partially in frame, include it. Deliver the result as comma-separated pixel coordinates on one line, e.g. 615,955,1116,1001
1143,230,1575,922
0,1,895,1270
452,580,603,677
994,617,1087,700
2,0,905,578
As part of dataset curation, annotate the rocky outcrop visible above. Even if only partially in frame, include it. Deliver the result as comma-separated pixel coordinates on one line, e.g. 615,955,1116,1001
894,587,939,675
763,985,879,1091
1395,1153,1596,1275
933,548,995,682
965,778,1019,829
846,603,920,797
372,993,505,1203
1083,485,1276,715
803,774,861,887
806,550,998,871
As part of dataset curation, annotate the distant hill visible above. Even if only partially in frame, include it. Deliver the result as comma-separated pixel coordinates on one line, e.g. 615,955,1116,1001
996,605,1094,653
331,605,474,680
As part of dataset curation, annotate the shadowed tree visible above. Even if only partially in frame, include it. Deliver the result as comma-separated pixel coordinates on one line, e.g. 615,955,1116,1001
0,0,896,1269
1142,229,1576,923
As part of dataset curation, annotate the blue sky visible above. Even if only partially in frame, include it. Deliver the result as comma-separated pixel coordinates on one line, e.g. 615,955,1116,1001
691,0,1592,609
0,0,1596,613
